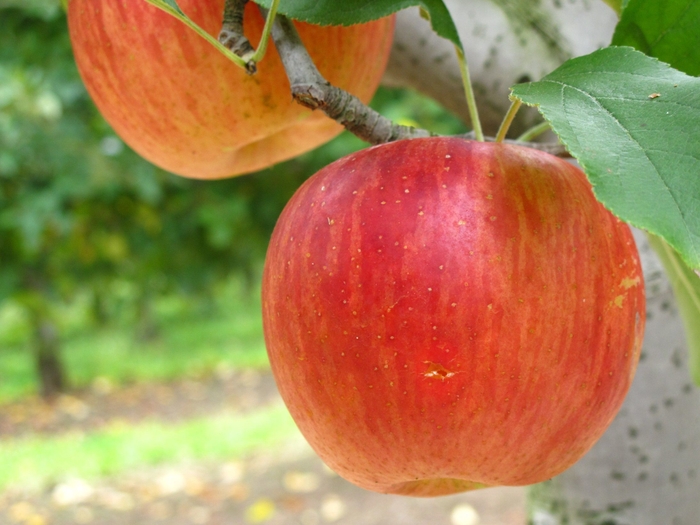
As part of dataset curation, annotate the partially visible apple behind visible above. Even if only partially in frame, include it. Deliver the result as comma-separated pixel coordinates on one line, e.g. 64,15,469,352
67,0,394,179
262,137,645,496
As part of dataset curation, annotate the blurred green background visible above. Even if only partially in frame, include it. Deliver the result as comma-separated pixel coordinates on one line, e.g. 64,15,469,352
0,2,467,403
0,1,473,510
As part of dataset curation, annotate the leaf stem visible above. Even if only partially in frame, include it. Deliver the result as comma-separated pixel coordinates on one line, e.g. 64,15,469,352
455,46,484,142
494,99,522,143
516,120,552,142
141,0,248,70
250,0,280,63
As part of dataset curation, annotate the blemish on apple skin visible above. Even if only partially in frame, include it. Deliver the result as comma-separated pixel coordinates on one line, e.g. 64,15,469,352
620,276,641,289
423,361,455,380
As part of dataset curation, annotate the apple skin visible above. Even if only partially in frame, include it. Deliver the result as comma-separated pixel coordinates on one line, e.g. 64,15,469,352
67,1,394,179
262,137,645,496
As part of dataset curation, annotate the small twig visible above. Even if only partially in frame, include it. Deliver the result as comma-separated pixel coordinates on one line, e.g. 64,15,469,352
218,0,256,72
455,46,484,142
500,138,569,157
263,9,570,157
494,99,522,143
266,12,433,144
516,120,552,142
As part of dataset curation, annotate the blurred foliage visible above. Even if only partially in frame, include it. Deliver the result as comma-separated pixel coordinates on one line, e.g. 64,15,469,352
0,278,270,401
0,3,466,394
0,8,311,313
0,5,321,395
0,0,61,19
0,3,466,317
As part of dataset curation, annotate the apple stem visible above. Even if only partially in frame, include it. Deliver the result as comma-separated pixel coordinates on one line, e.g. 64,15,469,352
264,10,435,144
455,46,484,142
516,120,552,142
219,0,255,61
494,99,522,143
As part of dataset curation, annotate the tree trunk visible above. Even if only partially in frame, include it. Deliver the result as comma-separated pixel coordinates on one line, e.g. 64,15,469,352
384,4,700,523
135,287,160,342
382,0,618,134
29,310,66,399
90,284,111,327
527,231,700,525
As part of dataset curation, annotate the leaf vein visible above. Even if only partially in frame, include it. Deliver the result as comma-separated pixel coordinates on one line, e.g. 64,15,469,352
543,79,695,255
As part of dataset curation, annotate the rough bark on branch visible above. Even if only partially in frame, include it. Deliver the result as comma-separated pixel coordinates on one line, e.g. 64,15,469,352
268,13,433,145
265,11,568,156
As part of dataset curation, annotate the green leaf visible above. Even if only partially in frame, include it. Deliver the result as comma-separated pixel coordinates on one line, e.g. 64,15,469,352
511,46,700,271
647,234,700,384
139,0,248,69
612,0,700,76
252,0,462,49
610,0,700,383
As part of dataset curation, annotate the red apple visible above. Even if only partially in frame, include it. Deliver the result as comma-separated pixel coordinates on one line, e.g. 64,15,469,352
67,0,394,179
262,137,645,496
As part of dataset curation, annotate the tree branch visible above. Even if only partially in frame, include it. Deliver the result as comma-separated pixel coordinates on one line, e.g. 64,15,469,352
218,7,570,157
268,13,433,144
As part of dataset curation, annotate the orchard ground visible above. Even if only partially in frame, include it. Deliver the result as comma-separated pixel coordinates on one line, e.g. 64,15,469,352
0,366,525,525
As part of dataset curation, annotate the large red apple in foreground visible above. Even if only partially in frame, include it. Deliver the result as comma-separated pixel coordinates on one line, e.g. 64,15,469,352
67,1,394,179
262,137,645,496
